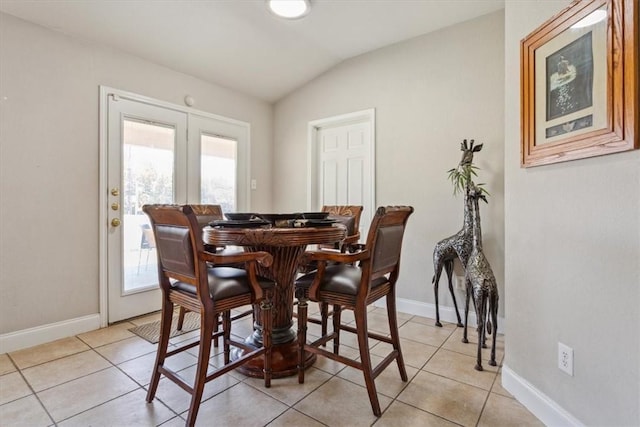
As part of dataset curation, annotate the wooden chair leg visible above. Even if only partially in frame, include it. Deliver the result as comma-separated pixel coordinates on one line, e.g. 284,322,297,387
178,307,219,347
261,297,273,388
222,311,232,364
185,314,214,427
354,304,381,417
386,292,408,381
146,302,174,402
297,296,309,384
332,305,342,355
320,302,328,340
213,314,220,348
177,306,187,331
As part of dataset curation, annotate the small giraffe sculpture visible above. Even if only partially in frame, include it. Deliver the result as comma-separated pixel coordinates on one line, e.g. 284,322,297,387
463,183,498,371
432,139,483,327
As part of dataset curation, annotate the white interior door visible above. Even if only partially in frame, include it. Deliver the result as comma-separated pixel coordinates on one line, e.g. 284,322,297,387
309,110,375,238
101,88,252,324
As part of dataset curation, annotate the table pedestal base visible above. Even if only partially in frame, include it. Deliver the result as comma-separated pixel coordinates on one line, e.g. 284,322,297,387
204,225,346,379
232,340,316,378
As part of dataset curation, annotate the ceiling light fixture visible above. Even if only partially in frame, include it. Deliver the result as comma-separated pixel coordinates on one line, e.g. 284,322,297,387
267,0,310,20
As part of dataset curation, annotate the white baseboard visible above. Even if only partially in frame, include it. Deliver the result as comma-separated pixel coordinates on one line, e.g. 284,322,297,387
375,297,505,334
0,314,101,354
502,365,584,427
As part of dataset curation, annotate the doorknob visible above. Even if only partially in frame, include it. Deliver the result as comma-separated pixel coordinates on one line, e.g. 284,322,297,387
111,202,119,211
111,218,121,227
111,188,120,196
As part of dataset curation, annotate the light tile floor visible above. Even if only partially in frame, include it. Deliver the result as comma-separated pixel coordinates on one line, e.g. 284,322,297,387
0,306,543,426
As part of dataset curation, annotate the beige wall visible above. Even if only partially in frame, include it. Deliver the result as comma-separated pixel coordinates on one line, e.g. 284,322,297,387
273,11,505,315
504,2,640,425
0,13,273,334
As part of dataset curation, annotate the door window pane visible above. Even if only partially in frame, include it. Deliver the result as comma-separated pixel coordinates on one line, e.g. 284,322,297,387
200,134,237,212
122,119,175,293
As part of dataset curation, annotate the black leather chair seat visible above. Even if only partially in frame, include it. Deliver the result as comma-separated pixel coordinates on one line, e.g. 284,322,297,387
172,267,274,301
296,265,387,296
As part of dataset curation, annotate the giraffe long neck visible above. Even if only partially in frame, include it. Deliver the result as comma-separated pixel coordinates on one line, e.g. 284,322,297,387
471,195,483,251
463,183,473,234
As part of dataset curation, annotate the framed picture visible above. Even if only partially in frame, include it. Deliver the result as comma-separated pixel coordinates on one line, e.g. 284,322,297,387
521,0,638,167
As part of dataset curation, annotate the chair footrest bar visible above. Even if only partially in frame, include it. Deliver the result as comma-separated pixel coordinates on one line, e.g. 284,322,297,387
371,350,398,380
304,344,362,370
166,340,200,357
338,324,392,344
308,333,338,348
165,328,226,358
227,340,259,353
306,316,323,325
230,310,252,322
205,347,265,381
158,366,193,394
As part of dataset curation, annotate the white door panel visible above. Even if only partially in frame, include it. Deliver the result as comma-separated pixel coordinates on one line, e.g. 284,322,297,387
309,109,375,239
347,127,366,149
322,160,339,204
106,96,187,323
188,114,250,211
347,157,364,204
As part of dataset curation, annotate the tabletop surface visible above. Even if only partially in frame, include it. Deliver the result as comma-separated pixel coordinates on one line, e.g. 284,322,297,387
203,224,347,247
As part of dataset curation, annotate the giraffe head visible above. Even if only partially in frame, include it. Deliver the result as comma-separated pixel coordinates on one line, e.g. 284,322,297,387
459,139,483,168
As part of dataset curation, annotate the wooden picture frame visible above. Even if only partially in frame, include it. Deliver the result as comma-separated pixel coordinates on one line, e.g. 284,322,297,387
521,0,638,167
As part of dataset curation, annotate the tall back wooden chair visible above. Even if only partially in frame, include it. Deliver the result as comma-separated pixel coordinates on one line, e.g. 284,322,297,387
143,204,274,427
176,204,254,338
300,205,364,337
295,205,414,416
321,205,363,252
176,204,223,331
190,203,223,231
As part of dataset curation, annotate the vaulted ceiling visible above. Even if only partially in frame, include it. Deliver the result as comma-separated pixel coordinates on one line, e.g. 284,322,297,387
0,0,504,102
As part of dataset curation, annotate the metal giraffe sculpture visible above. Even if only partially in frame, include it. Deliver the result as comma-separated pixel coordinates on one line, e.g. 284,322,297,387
432,139,483,327
463,183,498,371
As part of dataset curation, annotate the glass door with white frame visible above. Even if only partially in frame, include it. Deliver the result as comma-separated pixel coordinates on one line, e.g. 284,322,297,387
103,91,251,324
107,96,187,323
200,134,237,212
187,113,250,213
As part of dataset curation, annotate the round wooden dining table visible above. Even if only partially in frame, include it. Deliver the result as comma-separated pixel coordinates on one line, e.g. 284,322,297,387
203,223,346,378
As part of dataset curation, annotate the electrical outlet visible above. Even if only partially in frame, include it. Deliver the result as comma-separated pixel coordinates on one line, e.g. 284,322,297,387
558,342,574,376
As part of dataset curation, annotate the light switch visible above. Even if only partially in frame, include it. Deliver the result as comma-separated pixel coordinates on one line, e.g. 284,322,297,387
251,179,257,190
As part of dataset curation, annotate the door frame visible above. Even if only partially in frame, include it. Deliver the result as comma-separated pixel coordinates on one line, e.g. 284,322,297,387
98,86,251,327
306,108,376,227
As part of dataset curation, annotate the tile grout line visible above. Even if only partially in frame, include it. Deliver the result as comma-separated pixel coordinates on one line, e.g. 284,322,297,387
41,346,146,425
9,336,169,425
53,337,184,425
372,314,461,424
5,352,57,426
389,315,502,425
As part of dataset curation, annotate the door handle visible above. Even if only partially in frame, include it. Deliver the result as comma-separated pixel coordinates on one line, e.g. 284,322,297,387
111,218,121,227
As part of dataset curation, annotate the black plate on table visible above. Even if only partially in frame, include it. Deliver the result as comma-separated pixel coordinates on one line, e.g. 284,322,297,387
209,219,271,228
256,213,302,223
225,212,258,221
294,219,337,227
300,212,330,220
